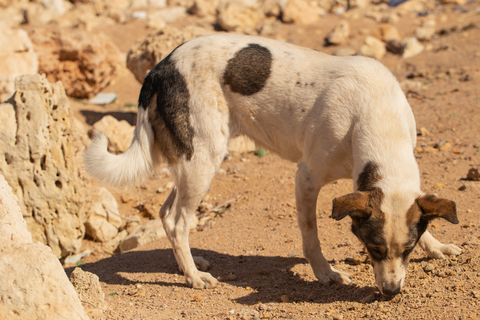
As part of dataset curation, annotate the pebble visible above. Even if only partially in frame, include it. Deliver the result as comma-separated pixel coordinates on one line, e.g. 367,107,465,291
467,168,480,181
403,37,424,59
227,273,237,281
424,263,435,272
434,183,445,189
280,295,290,303
360,293,376,303
193,295,202,302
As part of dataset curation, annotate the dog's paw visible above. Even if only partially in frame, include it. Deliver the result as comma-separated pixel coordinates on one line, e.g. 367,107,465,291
186,271,218,289
316,267,352,286
193,256,210,271
426,243,462,259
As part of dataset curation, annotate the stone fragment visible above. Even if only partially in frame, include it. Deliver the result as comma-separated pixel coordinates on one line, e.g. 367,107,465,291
127,25,214,83
69,267,106,309
333,47,356,56
360,36,386,60
439,142,452,151
0,74,86,258
0,28,38,102
424,263,435,272
400,80,423,93
467,168,480,181
280,294,290,302
325,20,350,45
85,216,119,242
441,0,466,4
217,1,264,34
0,176,88,320
88,186,122,228
402,37,424,59
92,115,135,154
282,0,320,25
190,0,219,17
415,27,435,41
228,136,257,155
374,24,401,42
119,220,166,252
29,29,123,98
348,0,370,9
386,39,405,54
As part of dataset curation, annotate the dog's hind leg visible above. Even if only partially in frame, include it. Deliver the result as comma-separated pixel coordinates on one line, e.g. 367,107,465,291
159,124,228,289
418,230,462,259
295,161,352,286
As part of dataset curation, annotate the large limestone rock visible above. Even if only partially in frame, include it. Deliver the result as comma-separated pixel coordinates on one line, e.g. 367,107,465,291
92,115,135,154
29,29,123,98
217,1,264,34
0,174,89,320
85,186,122,243
0,28,38,102
282,0,320,25
0,74,86,258
70,267,106,309
127,25,214,83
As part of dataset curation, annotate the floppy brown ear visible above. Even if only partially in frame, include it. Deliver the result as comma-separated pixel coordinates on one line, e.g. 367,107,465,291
417,195,459,224
331,192,372,221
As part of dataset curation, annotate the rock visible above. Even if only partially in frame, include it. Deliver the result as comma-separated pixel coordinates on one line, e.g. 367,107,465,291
439,142,452,151
360,36,386,60
415,27,435,41
85,216,119,242
280,294,290,302
325,20,350,45
259,17,282,37
0,28,38,102
282,0,320,25
92,115,135,154
402,37,424,59
0,74,87,258
374,24,401,42
467,168,480,181
190,0,219,17
107,8,127,24
400,80,423,93
228,136,257,155
239,308,260,318
149,6,187,23
217,1,264,34
441,0,466,4
127,25,214,83
70,267,106,309
386,39,405,55
434,183,445,189
333,47,356,56
348,0,370,9
420,127,430,136
198,202,213,213
41,0,66,15
0,4,26,29
360,293,376,303
119,220,166,252
52,4,115,31
104,229,128,253
29,29,123,99
24,3,59,26
0,175,88,320
424,263,435,272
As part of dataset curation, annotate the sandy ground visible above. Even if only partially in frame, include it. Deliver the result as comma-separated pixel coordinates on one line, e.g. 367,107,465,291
65,3,480,319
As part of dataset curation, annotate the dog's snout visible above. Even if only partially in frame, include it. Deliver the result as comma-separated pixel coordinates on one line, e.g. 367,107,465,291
382,286,401,296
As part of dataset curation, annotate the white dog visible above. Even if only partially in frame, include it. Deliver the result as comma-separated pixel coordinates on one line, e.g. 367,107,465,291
85,34,461,295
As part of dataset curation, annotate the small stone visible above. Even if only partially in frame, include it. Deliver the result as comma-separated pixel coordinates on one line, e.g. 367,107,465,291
193,294,202,302
360,293,376,303
403,38,424,59
227,273,237,281
424,263,435,272
386,39,405,55
333,315,344,320
360,36,386,60
434,183,445,189
420,127,430,136
439,142,452,151
326,20,350,45
415,27,436,41
374,24,401,42
467,168,480,181
423,146,438,153
280,295,290,303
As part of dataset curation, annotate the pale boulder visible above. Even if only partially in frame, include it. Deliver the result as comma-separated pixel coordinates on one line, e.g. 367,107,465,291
0,28,38,102
402,37,424,59
92,115,135,154
119,220,166,252
414,27,435,41
190,0,219,17
85,216,119,242
70,267,106,309
360,36,386,60
0,174,88,320
217,1,264,34
282,0,320,25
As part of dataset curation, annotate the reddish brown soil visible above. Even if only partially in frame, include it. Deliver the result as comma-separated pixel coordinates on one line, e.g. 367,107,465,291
68,4,480,320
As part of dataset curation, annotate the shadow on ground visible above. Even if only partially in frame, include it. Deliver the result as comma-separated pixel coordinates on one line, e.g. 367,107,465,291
80,109,137,126
67,248,377,305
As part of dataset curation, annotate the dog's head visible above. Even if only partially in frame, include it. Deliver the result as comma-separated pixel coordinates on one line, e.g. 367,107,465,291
331,164,458,296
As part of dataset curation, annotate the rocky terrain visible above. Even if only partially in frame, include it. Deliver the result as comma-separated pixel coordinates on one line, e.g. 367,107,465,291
0,0,479,319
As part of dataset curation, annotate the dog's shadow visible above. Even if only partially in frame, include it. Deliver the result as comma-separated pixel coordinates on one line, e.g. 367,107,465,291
68,248,378,305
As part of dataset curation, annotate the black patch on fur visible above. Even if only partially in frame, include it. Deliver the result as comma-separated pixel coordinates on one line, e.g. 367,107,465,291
138,42,194,161
223,43,272,96
357,162,381,191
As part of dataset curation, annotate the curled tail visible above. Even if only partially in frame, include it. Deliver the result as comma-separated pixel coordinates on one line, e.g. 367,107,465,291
84,107,155,186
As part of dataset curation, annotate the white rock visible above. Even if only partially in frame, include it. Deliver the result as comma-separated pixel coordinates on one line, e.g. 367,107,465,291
41,0,66,15
0,75,86,258
119,220,166,252
374,23,401,42
190,0,219,17
0,175,88,320
400,80,423,93
348,0,370,9
85,216,119,242
149,6,187,23
326,20,350,45
217,1,264,33
414,27,435,41
402,37,424,59
360,36,386,60
88,186,122,228
148,16,167,29
282,0,320,25
0,28,38,102
69,267,106,309
92,115,135,154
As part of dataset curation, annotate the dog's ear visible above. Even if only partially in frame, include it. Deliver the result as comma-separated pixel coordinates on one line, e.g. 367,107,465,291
417,195,459,224
331,192,372,221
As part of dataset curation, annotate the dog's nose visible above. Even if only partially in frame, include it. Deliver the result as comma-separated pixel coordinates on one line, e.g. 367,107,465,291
382,287,401,296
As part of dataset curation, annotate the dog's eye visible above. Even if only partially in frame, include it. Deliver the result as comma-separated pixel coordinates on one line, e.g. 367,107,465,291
368,247,385,259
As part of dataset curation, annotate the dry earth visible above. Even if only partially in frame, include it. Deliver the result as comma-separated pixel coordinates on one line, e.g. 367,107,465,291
59,3,480,320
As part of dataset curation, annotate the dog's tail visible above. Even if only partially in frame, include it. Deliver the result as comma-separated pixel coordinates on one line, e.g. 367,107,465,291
84,100,155,187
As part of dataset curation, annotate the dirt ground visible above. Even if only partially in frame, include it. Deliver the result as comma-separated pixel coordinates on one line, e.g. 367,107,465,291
64,3,480,320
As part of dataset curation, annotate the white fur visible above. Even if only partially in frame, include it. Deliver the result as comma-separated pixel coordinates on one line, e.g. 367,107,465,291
84,107,154,186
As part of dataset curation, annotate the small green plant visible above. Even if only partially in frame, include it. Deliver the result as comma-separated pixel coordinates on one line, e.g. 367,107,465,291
108,292,118,296
76,260,85,266
254,148,266,158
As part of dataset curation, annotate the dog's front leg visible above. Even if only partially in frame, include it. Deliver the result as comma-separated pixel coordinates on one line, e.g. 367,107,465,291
418,230,462,259
295,163,351,285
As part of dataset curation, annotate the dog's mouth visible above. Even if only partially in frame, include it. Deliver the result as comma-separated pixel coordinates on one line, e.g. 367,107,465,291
372,260,406,296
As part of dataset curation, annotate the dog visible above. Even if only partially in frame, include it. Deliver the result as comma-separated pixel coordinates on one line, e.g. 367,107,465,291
85,34,461,295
